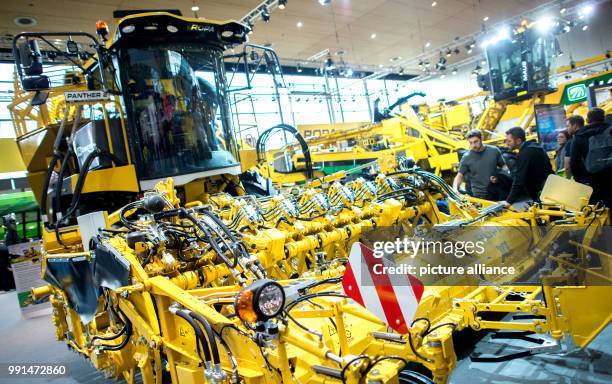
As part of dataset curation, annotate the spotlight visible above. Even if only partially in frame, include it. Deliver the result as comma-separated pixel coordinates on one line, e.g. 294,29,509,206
247,19,254,34
536,16,555,32
425,42,431,48
296,21,303,28
437,55,447,70
582,25,589,31
278,0,287,10
481,26,510,48
446,48,452,57
261,7,270,22
418,60,424,68
480,59,486,66
483,16,489,21
452,67,458,75
425,61,431,68
560,8,566,14
562,21,572,33
325,56,336,71
370,33,377,39
191,5,200,12
398,67,405,75
296,63,303,73
579,4,594,18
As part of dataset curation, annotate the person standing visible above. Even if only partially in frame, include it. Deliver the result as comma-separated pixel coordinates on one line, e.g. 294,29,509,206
570,108,611,205
504,127,553,205
554,130,570,174
564,115,585,178
453,130,506,199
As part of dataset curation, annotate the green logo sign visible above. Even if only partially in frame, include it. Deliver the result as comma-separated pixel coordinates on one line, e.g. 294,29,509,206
566,84,587,102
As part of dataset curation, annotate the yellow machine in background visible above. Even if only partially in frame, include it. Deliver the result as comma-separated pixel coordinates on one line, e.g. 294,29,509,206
252,100,469,187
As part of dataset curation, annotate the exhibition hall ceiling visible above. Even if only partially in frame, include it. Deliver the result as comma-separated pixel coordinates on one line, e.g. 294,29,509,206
0,0,549,69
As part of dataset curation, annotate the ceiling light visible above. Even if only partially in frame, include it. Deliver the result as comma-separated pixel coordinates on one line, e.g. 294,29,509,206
425,42,431,48
296,63,303,73
378,64,384,68
296,21,303,28
582,25,589,31
191,5,200,12
480,59,487,65
398,67,405,75
560,8,566,14
278,0,287,10
418,60,424,68
425,61,431,68
431,1,437,6
319,0,332,5
371,33,377,39
483,16,489,22
446,48,452,57
14,16,37,26
452,67,457,75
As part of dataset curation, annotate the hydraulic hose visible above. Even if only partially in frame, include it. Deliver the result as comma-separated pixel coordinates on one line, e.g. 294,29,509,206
40,152,62,224
97,311,133,352
173,309,210,364
188,311,220,365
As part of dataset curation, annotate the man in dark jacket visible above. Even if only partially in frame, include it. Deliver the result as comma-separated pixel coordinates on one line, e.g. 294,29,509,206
503,127,554,205
570,108,611,205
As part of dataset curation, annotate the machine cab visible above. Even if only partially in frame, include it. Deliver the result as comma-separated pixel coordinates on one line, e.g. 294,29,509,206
484,25,558,101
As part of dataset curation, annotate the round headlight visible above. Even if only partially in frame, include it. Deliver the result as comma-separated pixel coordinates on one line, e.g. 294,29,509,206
235,279,285,323
257,283,284,317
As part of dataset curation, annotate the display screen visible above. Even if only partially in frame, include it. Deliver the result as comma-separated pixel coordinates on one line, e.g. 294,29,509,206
534,104,566,152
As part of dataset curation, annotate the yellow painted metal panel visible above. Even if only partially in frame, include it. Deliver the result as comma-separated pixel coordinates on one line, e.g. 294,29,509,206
0,138,26,173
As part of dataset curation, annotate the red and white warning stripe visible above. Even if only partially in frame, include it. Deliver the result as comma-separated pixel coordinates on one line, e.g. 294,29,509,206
342,242,424,334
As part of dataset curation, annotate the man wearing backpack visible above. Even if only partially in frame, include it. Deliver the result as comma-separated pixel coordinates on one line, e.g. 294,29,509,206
571,108,611,206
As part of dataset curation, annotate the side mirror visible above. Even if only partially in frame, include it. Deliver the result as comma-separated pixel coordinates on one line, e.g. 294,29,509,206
18,39,43,76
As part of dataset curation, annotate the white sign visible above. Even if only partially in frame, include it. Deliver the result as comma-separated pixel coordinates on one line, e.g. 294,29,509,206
64,90,110,103
9,241,51,319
